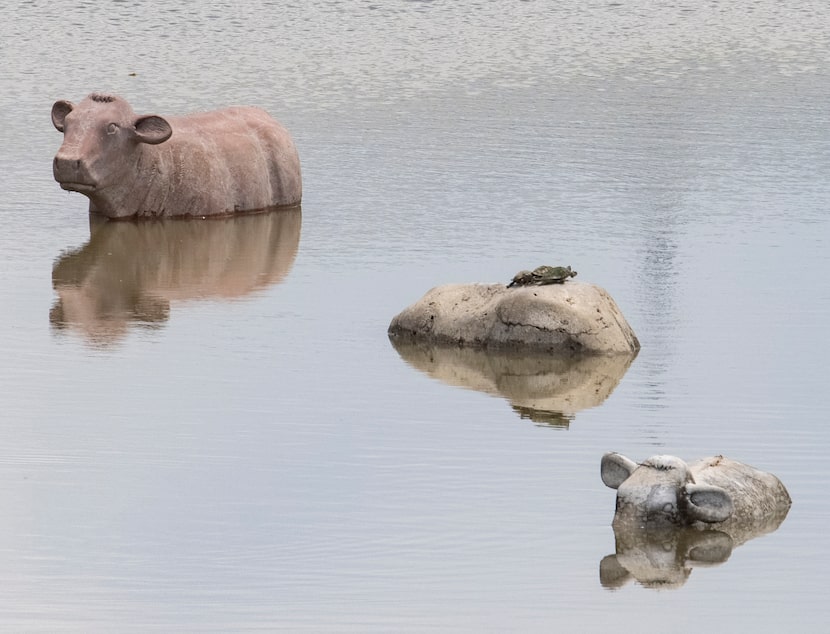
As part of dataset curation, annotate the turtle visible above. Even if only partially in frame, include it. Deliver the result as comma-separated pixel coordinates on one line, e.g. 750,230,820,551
507,269,535,288
530,265,577,285
507,265,577,288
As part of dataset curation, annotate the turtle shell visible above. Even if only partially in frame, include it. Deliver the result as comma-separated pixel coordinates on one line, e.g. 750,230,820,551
530,265,577,284
508,265,577,287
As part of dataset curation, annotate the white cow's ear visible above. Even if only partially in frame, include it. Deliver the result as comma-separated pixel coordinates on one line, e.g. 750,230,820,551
601,452,638,489
52,100,74,132
684,484,734,523
133,115,173,145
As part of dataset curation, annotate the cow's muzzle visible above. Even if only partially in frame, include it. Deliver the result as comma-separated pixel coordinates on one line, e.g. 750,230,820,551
53,154,97,191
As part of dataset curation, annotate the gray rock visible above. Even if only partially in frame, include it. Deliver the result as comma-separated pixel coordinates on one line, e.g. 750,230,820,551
388,282,640,355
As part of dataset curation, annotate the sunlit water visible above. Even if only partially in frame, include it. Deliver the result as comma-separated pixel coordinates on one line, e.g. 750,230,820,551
1,1,829,631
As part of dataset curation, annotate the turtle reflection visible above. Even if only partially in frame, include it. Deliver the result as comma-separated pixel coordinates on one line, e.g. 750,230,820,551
511,405,573,429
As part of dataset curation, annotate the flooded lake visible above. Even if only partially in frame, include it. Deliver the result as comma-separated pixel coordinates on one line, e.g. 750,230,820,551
1,1,828,631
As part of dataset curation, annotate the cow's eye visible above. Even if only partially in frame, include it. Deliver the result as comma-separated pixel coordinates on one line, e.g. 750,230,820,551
107,123,119,135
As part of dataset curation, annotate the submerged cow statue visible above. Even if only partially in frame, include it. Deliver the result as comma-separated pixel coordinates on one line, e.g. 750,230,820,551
51,93,302,218
600,453,791,528
600,452,792,589
601,452,791,530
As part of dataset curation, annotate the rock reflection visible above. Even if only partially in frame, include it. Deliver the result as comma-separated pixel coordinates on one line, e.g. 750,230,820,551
50,208,301,345
389,339,637,426
600,505,790,590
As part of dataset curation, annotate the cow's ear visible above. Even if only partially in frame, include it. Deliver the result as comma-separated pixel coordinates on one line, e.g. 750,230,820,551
684,483,734,523
601,452,638,489
599,554,632,589
133,115,172,145
52,100,74,132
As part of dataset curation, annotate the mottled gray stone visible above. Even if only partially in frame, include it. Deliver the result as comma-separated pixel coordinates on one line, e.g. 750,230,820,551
388,282,640,355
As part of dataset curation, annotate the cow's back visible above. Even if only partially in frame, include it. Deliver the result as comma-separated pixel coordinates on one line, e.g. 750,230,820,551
690,456,792,523
158,106,301,214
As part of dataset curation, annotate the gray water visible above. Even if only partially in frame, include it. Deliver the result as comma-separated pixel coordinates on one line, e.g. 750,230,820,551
2,1,829,631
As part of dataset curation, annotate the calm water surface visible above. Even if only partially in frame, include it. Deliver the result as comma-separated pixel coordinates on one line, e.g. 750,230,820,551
1,1,829,631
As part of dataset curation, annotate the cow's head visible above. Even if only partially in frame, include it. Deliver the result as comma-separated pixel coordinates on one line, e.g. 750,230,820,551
51,93,172,196
601,452,734,526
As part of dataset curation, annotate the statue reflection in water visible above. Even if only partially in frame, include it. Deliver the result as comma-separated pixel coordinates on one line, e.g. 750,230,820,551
50,207,301,346
599,506,790,590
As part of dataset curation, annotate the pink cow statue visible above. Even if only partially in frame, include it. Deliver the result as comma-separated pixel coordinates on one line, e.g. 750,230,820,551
51,93,302,219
